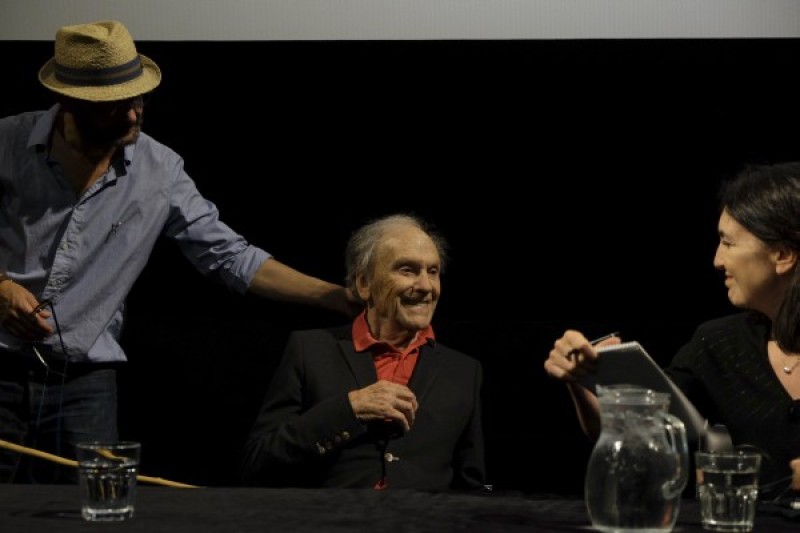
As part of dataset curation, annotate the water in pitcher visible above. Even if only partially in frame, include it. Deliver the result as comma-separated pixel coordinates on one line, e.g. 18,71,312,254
585,385,689,533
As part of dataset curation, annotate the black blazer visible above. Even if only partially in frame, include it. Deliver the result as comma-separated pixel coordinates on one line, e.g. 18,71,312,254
239,325,486,491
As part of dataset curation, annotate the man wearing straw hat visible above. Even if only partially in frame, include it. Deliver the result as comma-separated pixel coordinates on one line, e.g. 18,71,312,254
0,20,356,483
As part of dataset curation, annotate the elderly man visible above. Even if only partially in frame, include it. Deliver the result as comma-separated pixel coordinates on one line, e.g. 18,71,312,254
239,214,486,490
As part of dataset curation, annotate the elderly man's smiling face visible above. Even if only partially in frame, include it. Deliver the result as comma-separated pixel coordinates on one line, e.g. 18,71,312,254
357,223,441,348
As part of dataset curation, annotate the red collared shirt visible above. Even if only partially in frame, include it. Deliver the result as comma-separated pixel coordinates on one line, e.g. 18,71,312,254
352,311,434,386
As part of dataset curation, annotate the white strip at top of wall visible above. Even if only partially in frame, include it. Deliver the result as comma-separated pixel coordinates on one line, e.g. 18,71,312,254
2,0,799,41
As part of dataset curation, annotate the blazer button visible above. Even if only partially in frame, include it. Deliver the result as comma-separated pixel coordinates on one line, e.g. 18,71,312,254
384,453,399,462
316,443,326,455
342,431,350,441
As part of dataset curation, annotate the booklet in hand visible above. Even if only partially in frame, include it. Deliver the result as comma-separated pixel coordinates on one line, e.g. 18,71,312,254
577,340,706,443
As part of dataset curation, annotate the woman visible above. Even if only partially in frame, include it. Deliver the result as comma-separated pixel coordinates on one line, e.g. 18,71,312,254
544,161,800,495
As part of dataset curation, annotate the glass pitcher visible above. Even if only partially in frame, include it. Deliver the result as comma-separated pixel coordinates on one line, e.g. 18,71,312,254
585,385,689,533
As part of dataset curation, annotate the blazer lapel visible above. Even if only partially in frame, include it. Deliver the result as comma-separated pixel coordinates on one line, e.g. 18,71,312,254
338,337,377,388
408,342,442,402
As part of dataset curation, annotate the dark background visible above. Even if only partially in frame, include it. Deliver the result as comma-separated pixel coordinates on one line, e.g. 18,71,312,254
2,38,800,494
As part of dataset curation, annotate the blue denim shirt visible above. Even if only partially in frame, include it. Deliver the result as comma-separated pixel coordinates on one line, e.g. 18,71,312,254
0,105,270,361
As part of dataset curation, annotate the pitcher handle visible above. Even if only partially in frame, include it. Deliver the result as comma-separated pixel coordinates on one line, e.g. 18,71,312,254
659,412,690,499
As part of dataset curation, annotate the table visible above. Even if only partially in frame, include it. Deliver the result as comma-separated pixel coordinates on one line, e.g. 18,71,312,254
0,485,797,532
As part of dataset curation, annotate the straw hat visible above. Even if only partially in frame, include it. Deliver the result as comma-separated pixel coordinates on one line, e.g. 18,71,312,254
38,20,161,102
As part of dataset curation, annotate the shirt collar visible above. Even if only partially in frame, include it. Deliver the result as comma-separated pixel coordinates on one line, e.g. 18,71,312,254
352,310,435,353
28,105,59,151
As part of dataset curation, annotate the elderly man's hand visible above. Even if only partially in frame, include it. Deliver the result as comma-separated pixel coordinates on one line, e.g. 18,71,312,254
348,380,419,433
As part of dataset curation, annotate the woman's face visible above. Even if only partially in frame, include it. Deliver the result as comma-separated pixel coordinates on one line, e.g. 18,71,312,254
713,209,789,318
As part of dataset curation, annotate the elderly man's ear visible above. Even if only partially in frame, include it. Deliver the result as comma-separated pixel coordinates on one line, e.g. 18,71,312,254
344,288,363,317
356,274,371,304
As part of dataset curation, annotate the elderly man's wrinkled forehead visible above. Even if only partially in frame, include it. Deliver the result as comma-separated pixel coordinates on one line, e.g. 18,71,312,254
373,224,438,262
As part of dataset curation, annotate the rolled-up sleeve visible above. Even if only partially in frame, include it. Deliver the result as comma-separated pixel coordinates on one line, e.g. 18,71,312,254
163,158,270,294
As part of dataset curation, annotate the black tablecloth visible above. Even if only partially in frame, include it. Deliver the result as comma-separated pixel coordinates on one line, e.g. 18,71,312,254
0,485,796,532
